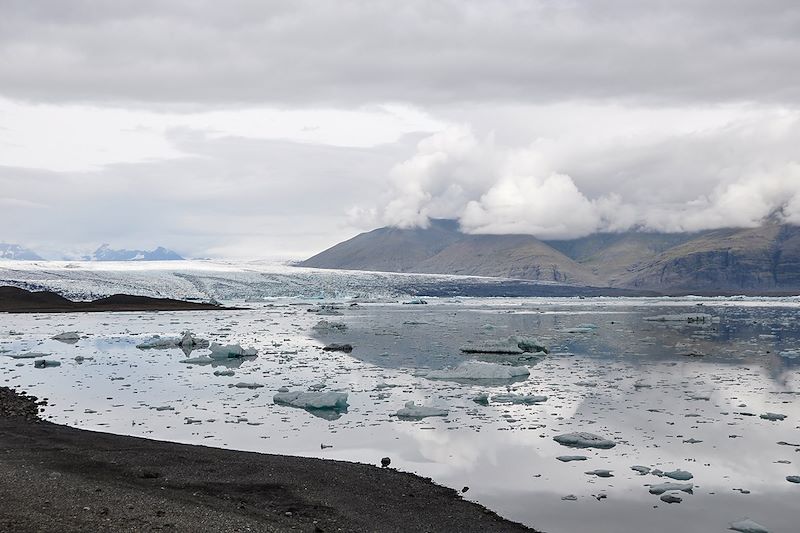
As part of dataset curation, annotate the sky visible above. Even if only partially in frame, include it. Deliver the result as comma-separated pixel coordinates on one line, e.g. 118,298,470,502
1,0,800,259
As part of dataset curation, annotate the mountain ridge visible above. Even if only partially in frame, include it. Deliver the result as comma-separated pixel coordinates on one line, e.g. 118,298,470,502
300,220,800,292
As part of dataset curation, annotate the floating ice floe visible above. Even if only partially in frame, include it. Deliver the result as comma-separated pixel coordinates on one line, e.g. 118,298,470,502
648,482,693,495
644,313,715,323
660,494,682,504
273,391,349,410
311,320,348,332
759,412,787,421
230,382,264,389
779,349,800,359
491,393,548,404
787,475,800,484
664,469,693,481
322,343,353,353
585,469,613,477
213,369,235,376
553,432,616,449
426,361,530,381
52,331,81,342
180,356,213,364
34,359,61,368
557,455,588,462
209,343,257,359
394,401,448,418
9,352,49,359
460,336,548,355
631,465,651,475
729,518,770,533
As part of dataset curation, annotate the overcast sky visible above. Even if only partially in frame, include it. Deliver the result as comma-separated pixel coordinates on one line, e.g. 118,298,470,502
2,0,800,259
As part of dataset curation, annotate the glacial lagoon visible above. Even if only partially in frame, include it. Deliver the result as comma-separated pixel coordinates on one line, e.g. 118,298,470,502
2,284,799,532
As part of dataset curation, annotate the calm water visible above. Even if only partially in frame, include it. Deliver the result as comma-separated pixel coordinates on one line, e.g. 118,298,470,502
2,296,799,532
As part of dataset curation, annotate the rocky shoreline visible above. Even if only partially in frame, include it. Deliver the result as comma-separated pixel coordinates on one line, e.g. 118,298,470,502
0,386,534,532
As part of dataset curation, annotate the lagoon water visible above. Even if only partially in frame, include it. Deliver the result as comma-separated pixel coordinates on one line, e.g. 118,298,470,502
1,264,799,532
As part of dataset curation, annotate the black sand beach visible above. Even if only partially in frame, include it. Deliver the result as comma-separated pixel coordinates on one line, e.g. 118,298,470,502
0,387,534,532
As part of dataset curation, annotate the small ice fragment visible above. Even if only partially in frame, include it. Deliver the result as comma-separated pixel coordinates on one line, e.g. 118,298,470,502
585,469,613,478
393,401,448,418
631,465,651,475
759,412,786,421
213,369,235,377
786,475,800,484
322,343,353,353
561,495,577,501
230,382,264,389
52,331,81,342
180,356,213,364
660,494,682,504
644,313,714,323
648,482,693,495
664,469,693,481
426,361,529,380
312,320,347,332
491,393,548,404
553,432,616,449
34,359,60,368
556,456,588,462
9,352,48,359
729,518,769,533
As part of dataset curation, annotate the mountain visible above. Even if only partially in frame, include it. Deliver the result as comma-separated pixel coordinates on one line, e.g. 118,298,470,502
84,244,184,261
300,219,600,285
301,220,800,293
0,243,43,260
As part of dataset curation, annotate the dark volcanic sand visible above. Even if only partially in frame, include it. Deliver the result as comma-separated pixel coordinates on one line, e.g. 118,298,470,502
0,286,234,313
0,387,534,532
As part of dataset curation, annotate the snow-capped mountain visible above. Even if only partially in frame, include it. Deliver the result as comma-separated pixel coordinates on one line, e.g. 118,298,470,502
0,243,43,260
84,244,184,261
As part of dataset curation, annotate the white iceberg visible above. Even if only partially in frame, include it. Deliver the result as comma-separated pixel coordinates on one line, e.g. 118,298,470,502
426,361,530,381
553,432,616,449
209,343,257,359
491,393,548,404
230,382,264,389
311,320,348,332
273,391,349,410
394,401,448,418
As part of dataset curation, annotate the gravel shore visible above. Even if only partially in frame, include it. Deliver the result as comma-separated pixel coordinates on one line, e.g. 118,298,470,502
0,387,535,532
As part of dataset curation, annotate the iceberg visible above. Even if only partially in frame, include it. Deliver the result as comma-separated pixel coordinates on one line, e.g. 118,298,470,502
491,393,548,404
209,343,257,359
52,331,81,343
34,359,61,368
426,361,530,381
273,391,349,410
394,401,448,418
460,336,548,355
311,320,348,332
553,432,616,449
648,482,693,495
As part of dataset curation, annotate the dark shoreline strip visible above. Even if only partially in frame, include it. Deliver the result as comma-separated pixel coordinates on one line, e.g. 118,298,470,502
0,286,241,313
0,387,534,532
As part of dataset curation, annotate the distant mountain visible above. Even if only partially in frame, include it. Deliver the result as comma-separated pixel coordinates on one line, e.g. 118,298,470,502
300,219,600,286
84,244,184,261
0,243,43,260
301,220,800,293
